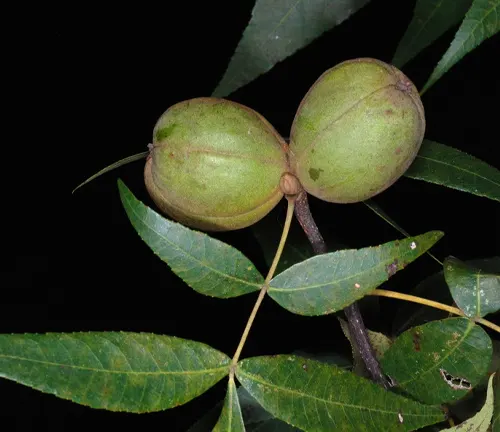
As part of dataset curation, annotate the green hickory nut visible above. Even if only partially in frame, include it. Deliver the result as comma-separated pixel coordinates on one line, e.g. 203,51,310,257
144,97,295,232
289,57,426,203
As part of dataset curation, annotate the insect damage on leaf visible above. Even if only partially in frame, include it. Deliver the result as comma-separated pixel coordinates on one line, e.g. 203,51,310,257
439,368,472,390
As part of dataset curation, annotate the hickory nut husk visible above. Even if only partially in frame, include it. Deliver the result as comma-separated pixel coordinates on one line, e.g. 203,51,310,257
289,57,426,203
144,97,290,231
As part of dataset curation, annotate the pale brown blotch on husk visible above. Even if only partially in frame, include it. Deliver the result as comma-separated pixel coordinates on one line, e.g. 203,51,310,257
144,97,289,231
289,57,426,203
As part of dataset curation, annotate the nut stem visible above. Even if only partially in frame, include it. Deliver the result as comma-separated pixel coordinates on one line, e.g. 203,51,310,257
294,191,392,389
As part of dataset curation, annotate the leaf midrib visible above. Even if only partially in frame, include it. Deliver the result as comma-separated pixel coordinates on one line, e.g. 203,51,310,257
269,244,426,293
412,154,500,187
404,0,445,52
0,353,229,376
237,369,437,418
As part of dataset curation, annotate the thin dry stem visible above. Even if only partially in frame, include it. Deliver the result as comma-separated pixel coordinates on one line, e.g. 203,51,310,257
230,197,296,374
371,289,500,333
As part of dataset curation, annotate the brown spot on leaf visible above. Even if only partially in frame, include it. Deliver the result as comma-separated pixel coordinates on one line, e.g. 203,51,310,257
395,147,402,155
412,331,421,351
446,331,461,347
385,109,394,115
386,259,398,277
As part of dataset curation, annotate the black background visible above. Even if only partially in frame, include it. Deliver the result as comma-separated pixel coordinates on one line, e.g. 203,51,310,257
2,0,499,430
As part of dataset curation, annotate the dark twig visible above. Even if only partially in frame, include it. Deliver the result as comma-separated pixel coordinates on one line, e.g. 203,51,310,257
294,191,392,389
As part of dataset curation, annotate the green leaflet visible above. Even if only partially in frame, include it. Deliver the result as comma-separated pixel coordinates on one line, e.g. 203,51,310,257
213,377,245,432
212,0,371,97
444,256,500,318
0,332,231,413
392,0,472,68
392,257,500,335
381,318,493,405
236,355,445,431
188,351,349,431
494,373,500,431
188,383,301,431
268,231,443,316
405,140,500,203
421,0,500,94
118,179,264,298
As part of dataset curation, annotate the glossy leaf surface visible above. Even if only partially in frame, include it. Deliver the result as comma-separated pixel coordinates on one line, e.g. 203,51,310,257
421,0,500,93
0,332,231,413
405,140,500,202
392,0,472,68
212,0,371,97
444,256,500,318
188,351,351,431
392,257,500,335
118,180,264,298
381,318,493,405
189,383,300,431
236,355,445,431
268,231,443,316
213,377,245,432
